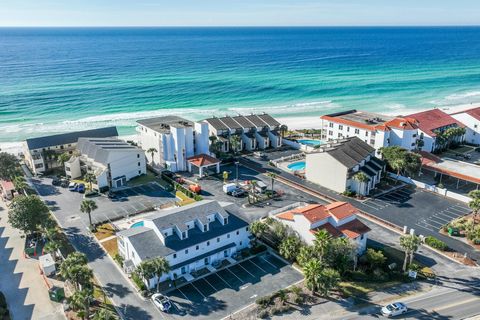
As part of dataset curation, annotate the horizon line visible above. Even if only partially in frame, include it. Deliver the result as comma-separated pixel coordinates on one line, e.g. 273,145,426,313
1,25,480,28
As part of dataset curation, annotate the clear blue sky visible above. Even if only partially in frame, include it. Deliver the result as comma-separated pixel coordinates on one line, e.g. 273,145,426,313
1,0,480,27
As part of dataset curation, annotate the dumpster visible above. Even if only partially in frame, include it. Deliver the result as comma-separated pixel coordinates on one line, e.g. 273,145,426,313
39,253,56,276
49,286,65,302
448,227,460,236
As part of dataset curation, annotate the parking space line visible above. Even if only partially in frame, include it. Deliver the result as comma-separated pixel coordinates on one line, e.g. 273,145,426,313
177,287,192,302
190,281,207,300
247,258,268,274
203,277,218,291
213,272,233,289
224,267,245,283
447,206,469,214
237,262,257,278
381,194,402,202
430,215,452,224
395,189,412,196
361,202,380,211
260,255,280,270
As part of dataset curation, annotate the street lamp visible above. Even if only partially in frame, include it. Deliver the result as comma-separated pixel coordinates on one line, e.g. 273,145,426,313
235,161,239,186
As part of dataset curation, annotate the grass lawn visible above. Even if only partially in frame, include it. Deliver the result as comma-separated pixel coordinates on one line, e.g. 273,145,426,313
127,171,157,186
101,238,118,257
339,280,402,299
176,190,196,206
94,223,116,241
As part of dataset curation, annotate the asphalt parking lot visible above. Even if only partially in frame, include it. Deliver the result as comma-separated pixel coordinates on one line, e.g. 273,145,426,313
198,163,323,222
31,177,176,226
361,186,471,234
163,252,303,319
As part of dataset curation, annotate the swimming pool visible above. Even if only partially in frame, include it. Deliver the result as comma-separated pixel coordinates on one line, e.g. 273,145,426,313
287,161,306,171
130,221,144,228
298,139,323,147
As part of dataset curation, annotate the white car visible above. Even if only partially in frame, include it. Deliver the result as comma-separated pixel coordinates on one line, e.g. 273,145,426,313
68,182,77,191
151,293,171,312
381,302,407,317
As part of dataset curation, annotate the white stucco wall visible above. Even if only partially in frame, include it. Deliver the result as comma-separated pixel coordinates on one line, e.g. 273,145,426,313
306,152,349,193
451,113,480,145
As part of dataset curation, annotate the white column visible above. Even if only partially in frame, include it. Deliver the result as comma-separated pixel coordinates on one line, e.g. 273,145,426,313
216,163,220,174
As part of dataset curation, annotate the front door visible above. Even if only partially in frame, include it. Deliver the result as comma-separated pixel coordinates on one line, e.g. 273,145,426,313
204,257,209,265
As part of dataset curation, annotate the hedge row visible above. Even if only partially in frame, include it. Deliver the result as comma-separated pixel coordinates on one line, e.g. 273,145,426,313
162,174,203,201
425,236,448,251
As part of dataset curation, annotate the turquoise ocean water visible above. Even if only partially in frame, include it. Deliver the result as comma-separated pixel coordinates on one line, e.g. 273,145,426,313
1,27,480,142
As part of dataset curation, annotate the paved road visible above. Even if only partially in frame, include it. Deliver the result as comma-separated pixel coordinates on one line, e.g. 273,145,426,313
28,177,161,320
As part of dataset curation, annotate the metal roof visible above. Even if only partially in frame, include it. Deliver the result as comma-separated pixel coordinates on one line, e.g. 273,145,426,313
25,126,118,150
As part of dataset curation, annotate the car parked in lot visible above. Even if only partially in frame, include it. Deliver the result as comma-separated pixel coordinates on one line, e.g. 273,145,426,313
231,188,246,197
151,293,171,312
76,183,85,193
60,179,69,188
51,177,61,186
381,302,407,317
68,182,77,191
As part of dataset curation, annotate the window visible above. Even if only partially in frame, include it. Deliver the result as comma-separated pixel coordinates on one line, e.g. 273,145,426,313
196,245,199,250
338,133,342,138
339,125,343,130
411,143,415,146
246,227,249,231
138,170,141,175
137,154,140,158
347,127,350,132
217,237,220,242
173,253,177,259
224,218,228,225
132,251,135,258
182,231,186,239
164,232,168,237
207,241,210,246
412,134,417,138
203,225,207,232
138,162,140,166
329,123,334,128
35,163,43,169
185,249,188,254
236,231,239,235
365,131,369,137
360,234,364,240
328,130,333,136
239,241,242,246
355,129,360,134
475,124,478,129
227,234,230,239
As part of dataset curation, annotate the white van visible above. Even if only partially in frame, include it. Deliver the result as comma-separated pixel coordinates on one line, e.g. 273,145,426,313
223,183,238,194
254,180,268,193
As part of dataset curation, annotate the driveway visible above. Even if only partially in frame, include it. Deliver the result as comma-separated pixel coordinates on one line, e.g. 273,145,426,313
0,202,65,320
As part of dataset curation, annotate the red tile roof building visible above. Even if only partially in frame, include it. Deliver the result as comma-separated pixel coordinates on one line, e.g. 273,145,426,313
274,201,370,253
450,106,480,146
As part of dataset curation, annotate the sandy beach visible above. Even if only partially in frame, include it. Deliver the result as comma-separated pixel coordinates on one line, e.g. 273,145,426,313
2,102,480,157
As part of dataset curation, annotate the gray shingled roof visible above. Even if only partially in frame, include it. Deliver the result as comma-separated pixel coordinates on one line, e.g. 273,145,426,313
245,115,268,127
118,200,249,261
257,113,281,127
220,117,242,130
232,115,255,128
325,137,375,169
204,117,229,130
25,126,118,150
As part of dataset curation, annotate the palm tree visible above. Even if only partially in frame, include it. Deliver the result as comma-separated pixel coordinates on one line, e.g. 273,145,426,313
60,252,90,290
146,148,158,164
80,199,98,230
279,236,301,261
83,173,96,191
151,257,170,293
58,152,72,168
296,245,316,267
13,175,27,194
266,172,278,192
279,124,288,139
250,220,268,246
352,171,370,196
248,180,258,204
400,234,422,271
137,260,155,289
44,240,61,261
93,308,117,320
69,288,94,320
229,135,242,155
303,258,323,294
313,229,331,263
318,268,340,297
468,190,480,224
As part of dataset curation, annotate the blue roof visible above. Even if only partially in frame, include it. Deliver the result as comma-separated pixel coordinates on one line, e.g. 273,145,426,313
25,127,119,150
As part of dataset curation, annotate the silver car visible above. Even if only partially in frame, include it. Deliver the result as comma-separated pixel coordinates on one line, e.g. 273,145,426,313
381,302,407,317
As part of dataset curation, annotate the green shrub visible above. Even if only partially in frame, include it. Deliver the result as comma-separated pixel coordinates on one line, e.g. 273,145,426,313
250,244,267,255
425,236,448,251
131,272,146,291
342,189,356,197
257,309,269,319
114,254,124,267
256,296,271,307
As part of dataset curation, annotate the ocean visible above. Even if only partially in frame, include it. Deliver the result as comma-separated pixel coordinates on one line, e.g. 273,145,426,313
1,27,480,143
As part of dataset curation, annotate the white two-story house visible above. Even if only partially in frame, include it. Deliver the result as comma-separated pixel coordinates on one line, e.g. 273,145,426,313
273,201,370,253
117,200,251,289
305,137,385,196
65,137,146,190
450,106,480,145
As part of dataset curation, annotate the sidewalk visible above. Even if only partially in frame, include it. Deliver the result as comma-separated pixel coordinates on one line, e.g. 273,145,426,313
0,202,65,320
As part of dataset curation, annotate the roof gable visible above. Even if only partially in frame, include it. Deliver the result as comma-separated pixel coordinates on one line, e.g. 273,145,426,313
407,109,465,136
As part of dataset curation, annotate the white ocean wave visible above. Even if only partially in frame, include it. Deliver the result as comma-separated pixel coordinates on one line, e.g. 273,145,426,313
227,100,340,115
